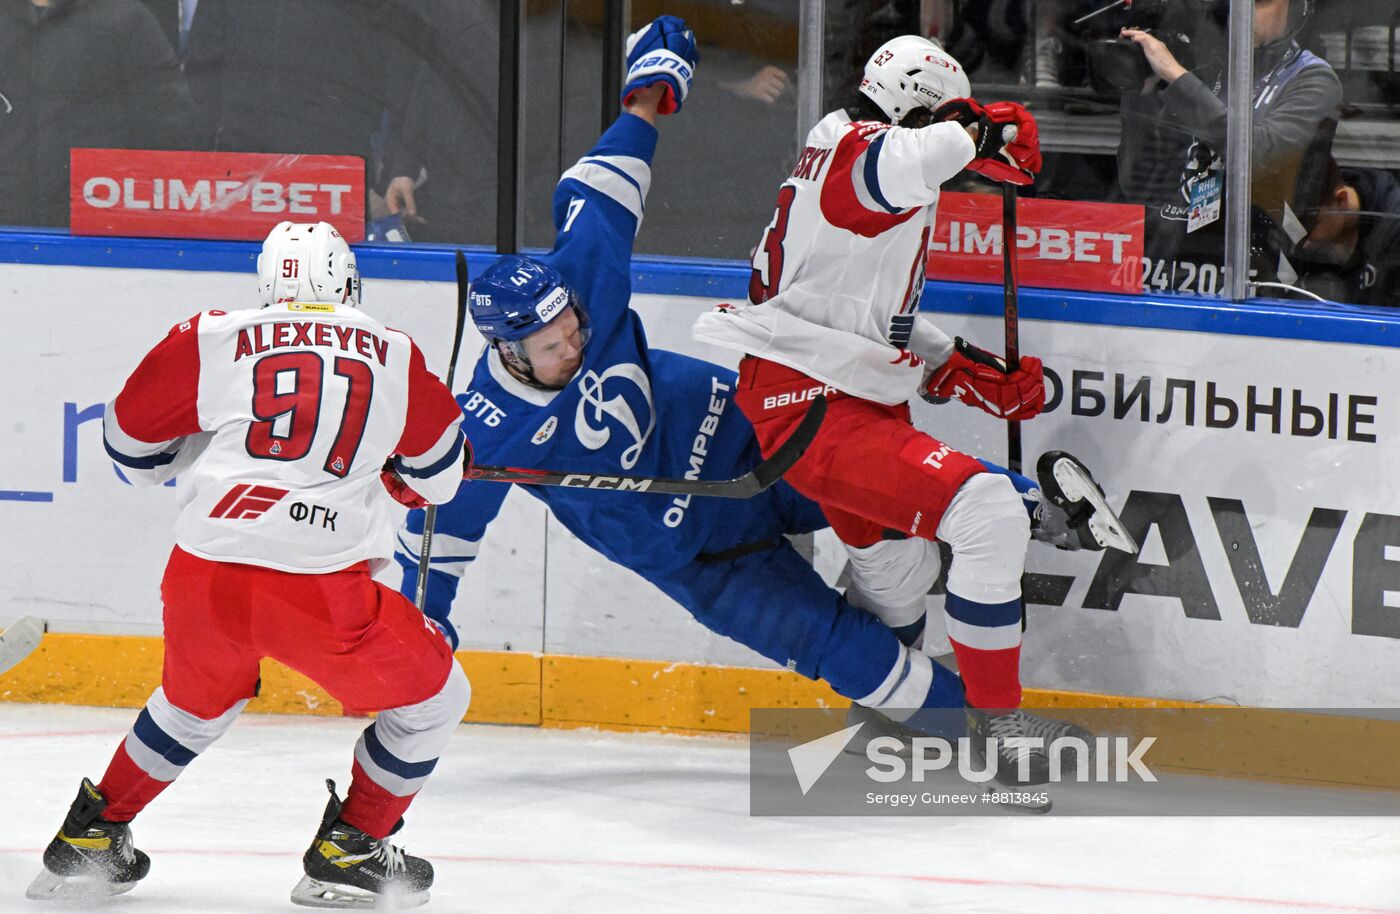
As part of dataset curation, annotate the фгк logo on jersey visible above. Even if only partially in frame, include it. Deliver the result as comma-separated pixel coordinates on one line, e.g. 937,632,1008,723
209,484,289,520
575,363,656,470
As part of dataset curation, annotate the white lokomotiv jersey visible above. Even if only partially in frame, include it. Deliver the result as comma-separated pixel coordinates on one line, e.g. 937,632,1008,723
694,109,976,405
103,302,467,573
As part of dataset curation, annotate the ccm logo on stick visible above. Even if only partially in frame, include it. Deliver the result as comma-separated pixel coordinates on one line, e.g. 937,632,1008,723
559,475,651,491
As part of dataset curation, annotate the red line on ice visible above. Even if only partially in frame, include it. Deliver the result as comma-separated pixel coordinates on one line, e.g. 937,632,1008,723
0,847,1394,912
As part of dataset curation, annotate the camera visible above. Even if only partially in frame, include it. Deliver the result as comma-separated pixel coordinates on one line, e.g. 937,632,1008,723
1072,0,1219,95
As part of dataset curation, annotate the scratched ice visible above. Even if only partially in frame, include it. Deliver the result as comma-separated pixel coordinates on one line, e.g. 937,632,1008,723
3,703,1397,913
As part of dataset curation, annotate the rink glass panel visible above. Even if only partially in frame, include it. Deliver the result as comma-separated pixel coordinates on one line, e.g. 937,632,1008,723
1279,0,1400,309
6,0,1398,311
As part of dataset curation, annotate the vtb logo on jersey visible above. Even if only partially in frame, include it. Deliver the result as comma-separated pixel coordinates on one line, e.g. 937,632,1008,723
575,363,655,470
209,484,289,520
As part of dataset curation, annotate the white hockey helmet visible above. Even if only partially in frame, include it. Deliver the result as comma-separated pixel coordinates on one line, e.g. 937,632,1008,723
257,221,361,307
859,36,971,125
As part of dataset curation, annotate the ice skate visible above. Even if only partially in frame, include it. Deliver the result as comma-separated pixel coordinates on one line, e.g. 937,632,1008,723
1019,708,1095,774
1035,451,1139,554
965,707,1093,813
291,779,432,910
26,778,150,901
842,701,967,757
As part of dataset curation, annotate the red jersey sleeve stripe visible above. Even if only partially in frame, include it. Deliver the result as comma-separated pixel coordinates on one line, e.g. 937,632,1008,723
111,314,204,444
819,126,921,239
396,341,468,458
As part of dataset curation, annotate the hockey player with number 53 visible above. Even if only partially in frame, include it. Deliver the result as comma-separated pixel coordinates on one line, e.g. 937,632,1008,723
29,222,472,909
695,36,1137,788
396,18,1100,769
396,17,991,737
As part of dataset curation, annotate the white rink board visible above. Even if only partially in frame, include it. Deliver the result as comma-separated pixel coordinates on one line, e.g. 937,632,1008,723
4,261,1400,706
906,309,1400,708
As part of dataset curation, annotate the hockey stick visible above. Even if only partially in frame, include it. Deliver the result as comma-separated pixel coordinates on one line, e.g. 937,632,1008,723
1002,183,1023,475
0,616,44,675
414,250,471,611
464,395,828,498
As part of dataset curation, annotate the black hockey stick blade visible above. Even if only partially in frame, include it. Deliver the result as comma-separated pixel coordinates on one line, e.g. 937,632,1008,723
464,395,828,498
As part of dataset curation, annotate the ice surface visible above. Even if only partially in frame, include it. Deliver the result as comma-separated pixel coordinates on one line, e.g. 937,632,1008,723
3,703,1398,913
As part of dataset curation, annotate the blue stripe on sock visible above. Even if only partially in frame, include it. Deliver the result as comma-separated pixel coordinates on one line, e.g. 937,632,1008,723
363,723,439,780
132,708,197,767
944,592,1022,628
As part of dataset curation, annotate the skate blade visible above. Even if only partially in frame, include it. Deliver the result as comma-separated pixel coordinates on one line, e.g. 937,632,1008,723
984,786,1053,815
25,866,137,901
1051,459,1139,554
290,875,429,910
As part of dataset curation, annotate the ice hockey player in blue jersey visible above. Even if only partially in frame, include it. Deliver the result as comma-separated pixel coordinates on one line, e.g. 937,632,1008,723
396,16,1113,745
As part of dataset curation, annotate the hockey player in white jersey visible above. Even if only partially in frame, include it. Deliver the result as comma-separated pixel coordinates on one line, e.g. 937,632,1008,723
28,222,471,908
695,37,1131,787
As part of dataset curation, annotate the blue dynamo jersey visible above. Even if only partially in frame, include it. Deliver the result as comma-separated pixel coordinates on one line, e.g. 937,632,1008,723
449,113,766,574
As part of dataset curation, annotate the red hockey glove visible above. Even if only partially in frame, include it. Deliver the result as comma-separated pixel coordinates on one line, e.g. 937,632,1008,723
381,462,429,509
934,99,1041,186
923,337,1045,421
975,101,1041,185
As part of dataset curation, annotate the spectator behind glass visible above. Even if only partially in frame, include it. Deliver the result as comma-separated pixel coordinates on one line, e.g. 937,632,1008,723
639,3,799,258
1295,159,1400,308
379,0,498,246
1114,0,1342,278
0,0,196,228
182,0,419,172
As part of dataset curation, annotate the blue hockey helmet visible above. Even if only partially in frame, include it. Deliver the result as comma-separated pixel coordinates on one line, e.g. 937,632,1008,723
470,254,590,387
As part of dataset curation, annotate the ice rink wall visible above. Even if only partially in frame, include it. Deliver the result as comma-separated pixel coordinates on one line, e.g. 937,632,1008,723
4,235,1400,736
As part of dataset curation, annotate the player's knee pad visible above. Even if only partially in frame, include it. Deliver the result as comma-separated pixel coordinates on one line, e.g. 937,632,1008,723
125,687,247,780
843,538,940,629
938,473,1030,605
380,660,471,742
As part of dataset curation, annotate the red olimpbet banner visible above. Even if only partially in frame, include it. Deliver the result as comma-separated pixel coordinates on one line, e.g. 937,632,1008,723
928,192,1145,294
70,149,365,242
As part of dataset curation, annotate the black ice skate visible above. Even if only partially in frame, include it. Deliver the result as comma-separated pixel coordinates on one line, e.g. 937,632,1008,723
967,708,1050,788
26,778,151,901
291,779,433,910
842,702,963,757
1035,451,1139,554
965,708,1094,814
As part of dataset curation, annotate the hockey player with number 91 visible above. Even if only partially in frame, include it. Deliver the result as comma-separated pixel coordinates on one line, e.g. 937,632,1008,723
28,222,472,908
694,36,1138,789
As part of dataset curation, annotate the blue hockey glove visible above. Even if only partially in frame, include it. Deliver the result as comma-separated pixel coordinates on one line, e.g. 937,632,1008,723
621,15,697,115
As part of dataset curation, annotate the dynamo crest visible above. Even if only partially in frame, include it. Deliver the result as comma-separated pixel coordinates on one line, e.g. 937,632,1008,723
574,363,655,470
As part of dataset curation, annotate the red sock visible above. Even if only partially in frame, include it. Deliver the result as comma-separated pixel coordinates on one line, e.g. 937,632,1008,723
948,640,1023,710
97,743,175,822
339,759,416,839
